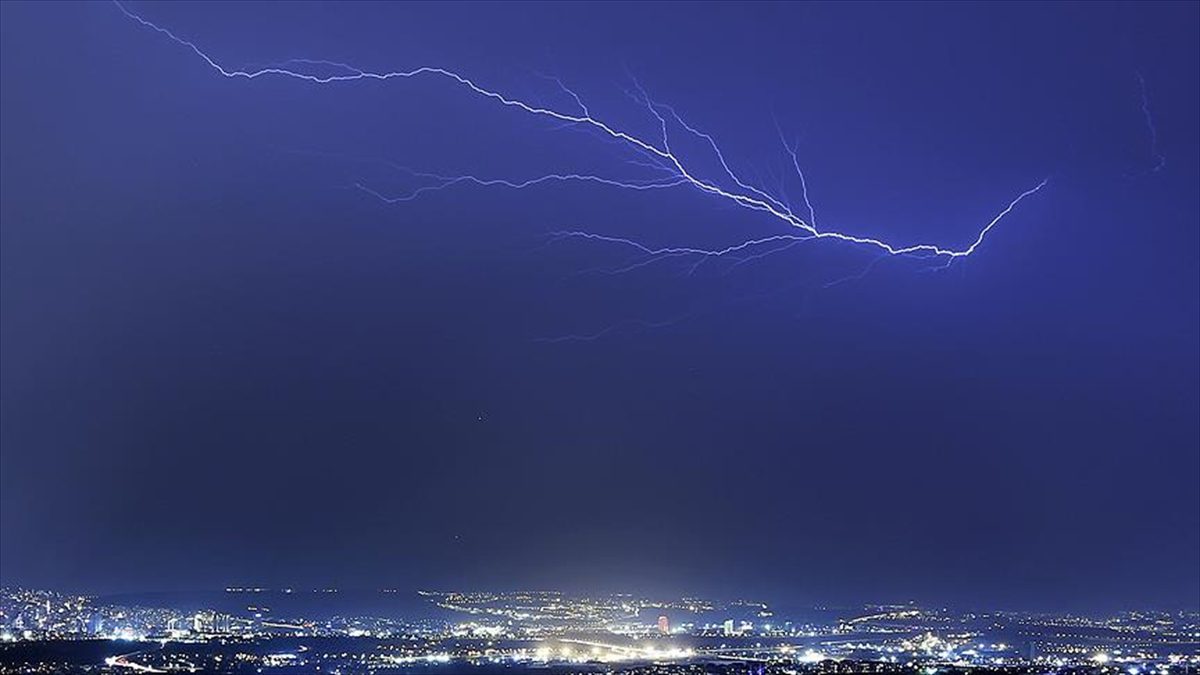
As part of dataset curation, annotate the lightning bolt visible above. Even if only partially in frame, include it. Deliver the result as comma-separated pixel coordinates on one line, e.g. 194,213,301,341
354,173,691,204
1134,70,1166,173
112,1,1048,268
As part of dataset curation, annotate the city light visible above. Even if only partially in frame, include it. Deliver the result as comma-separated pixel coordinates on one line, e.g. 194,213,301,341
2,587,1196,673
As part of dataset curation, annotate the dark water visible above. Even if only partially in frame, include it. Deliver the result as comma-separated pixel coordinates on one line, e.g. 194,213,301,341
90,590,845,625
94,589,452,620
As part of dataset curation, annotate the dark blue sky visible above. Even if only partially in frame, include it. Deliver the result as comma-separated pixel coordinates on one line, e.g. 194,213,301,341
1,1,1197,613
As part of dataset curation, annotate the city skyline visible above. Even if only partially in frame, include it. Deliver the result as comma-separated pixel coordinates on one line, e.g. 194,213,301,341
2,585,1198,673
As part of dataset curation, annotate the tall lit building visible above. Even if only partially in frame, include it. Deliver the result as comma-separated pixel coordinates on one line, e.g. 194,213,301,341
657,615,670,634
723,619,735,636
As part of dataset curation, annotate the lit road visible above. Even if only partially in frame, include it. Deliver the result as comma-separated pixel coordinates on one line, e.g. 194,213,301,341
104,648,167,673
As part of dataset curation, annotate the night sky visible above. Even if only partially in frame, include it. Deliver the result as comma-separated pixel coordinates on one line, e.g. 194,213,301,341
1,2,1197,613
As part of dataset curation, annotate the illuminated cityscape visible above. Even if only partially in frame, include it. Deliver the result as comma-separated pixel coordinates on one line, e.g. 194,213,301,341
1,587,1197,674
